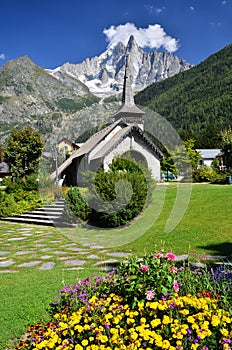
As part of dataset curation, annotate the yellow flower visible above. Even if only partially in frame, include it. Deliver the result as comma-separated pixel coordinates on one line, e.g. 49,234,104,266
162,315,172,324
220,328,229,337
74,345,83,350
81,339,88,346
162,340,171,349
211,315,220,327
151,318,161,328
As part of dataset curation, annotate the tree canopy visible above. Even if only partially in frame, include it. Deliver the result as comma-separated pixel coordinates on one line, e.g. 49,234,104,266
4,126,44,178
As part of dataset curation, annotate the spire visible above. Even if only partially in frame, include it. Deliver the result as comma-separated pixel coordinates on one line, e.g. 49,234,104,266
121,54,135,107
113,46,145,128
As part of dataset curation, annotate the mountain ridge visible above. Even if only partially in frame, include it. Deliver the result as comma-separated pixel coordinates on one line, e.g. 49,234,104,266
135,43,232,148
48,35,193,97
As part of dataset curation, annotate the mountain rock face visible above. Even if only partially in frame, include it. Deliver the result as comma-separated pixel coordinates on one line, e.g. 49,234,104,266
49,36,193,97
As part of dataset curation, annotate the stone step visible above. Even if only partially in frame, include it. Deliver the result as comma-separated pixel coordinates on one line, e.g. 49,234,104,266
2,216,55,226
0,200,67,227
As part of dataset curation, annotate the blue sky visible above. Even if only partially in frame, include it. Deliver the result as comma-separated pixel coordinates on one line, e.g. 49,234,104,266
0,0,231,69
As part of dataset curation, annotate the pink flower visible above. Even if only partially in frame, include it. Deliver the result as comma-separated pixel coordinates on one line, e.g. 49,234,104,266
165,252,176,261
140,265,149,271
155,253,163,259
145,290,155,300
173,280,179,293
169,266,178,274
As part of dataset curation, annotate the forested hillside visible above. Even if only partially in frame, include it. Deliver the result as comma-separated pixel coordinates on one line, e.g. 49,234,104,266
135,44,232,148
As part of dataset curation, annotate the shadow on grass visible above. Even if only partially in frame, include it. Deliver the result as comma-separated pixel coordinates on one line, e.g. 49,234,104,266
198,242,232,260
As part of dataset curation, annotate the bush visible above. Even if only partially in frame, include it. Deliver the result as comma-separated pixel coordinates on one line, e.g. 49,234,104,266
17,249,232,350
193,166,218,183
65,157,155,228
65,187,91,222
0,189,42,217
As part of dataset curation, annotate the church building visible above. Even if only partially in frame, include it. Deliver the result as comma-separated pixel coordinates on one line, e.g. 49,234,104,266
51,54,163,185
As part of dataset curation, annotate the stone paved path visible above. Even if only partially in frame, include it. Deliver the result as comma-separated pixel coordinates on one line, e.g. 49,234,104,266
0,222,133,273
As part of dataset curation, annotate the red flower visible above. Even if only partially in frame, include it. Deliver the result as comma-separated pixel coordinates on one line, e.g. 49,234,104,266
165,253,176,261
140,265,149,271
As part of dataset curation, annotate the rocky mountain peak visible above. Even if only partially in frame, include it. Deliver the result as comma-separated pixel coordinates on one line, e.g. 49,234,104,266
49,36,193,97
126,35,138,53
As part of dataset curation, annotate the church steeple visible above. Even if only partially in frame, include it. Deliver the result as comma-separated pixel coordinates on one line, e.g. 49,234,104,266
121,54,135,107
113,38,145,129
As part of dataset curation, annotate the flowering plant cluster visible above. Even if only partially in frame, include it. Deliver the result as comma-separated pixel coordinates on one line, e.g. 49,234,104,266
17,250,232,350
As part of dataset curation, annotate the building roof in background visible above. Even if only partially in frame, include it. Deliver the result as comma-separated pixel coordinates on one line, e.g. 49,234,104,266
196,149,221,159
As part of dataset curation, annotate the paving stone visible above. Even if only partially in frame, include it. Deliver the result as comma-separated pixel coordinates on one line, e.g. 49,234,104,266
50,240,62,243
0,251,10,256
90,245,105,249
63,243,77,247
8,237,27,241
21,233,32,236
87,254,99,259
106,252,132,257
94,259,118,266
75,251,89,255
41,255,53,259
19,228,33,231
65,267,84,270
15,250,35,255
39,262,55,270
68,247,87,252
53,251,68,255
18,261,41,267
41,247,54,252
0,269,19,273
59,256,75,260
35,244,47,247
0,259,15,267
64,259,86,266
176,254,189,261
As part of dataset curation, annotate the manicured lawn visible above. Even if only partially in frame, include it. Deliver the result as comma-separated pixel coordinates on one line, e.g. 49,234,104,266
62,183,232,258
0,269,97,350
0,183,232,349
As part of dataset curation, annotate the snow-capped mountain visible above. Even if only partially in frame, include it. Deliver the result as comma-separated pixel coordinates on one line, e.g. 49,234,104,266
48,36,193,97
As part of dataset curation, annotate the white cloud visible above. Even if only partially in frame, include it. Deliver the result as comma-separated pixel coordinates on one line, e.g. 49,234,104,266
145,5,166,14
210,21,221,27
0,53,6,60
103,23,179,53
222,1,226,5
190,6,195,11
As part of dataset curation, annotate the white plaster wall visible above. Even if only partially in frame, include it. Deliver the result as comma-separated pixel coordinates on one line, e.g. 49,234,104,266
103,135,161,180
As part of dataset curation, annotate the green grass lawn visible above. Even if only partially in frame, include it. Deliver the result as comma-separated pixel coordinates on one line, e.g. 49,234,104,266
0,183,232,349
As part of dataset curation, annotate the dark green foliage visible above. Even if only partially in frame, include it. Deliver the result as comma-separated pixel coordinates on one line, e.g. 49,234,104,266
4,126,44,179
135,44,232,148
0,95,9,104
192,166,217,183
161,147,177,180
65,157,154,228
56,96,99,113
65,187,91,222
0,190,41,217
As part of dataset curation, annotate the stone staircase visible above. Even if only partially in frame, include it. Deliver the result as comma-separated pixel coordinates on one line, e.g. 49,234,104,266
0,199,67,227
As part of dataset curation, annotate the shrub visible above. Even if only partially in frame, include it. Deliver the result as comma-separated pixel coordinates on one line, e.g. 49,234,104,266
192,166,218,183
0,189,42,217
65,186,91,222
65,157,155,228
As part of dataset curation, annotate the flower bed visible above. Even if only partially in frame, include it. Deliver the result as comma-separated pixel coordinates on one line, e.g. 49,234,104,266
17,250,232,350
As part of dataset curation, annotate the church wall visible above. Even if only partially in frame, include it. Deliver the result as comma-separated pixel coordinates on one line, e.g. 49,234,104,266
103,135,161,181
